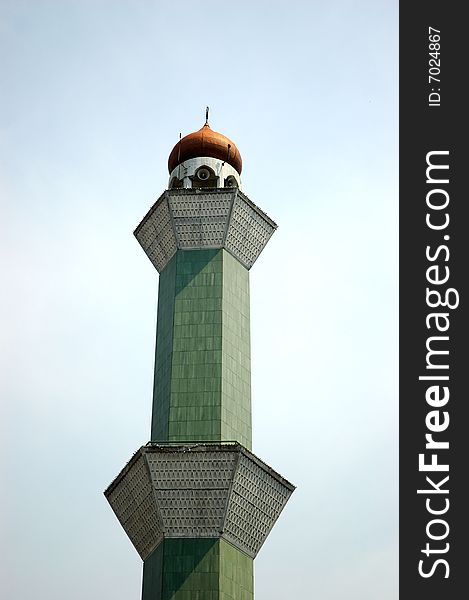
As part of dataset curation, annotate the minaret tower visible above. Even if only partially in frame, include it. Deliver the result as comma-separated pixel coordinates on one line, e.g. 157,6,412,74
105,112,294,600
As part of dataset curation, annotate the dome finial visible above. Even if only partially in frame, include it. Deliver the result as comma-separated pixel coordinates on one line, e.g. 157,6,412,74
168,117,242,175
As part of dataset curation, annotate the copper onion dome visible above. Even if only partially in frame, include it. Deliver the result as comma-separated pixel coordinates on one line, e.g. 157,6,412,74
168,122,242,175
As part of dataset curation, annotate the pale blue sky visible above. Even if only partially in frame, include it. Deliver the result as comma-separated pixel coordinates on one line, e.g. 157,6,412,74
1,1,398,599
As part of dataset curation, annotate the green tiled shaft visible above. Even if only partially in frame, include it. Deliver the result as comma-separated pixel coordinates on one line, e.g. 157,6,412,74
142,539,254,600
151,249,252,449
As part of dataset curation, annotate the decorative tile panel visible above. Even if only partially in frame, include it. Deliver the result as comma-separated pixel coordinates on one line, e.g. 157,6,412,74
224,194,276,270
222,453,292,557
106,452,164,560
147,450,238,538
169,192,233,248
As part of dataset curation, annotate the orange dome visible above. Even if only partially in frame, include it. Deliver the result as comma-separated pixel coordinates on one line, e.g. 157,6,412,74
168,122,242,175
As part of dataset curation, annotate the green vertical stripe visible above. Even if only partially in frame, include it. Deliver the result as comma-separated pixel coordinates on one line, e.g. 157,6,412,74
151,253,177,441
221,251,251,448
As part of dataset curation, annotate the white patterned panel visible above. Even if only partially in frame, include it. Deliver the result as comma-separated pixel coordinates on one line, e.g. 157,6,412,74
105,452,163,560
223,453,293,558
135,195,177,272
146,450,238,537
224,193,276,269
168,192,233,248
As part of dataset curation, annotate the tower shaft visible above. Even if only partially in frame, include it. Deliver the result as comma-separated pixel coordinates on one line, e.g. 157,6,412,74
152,249,251,448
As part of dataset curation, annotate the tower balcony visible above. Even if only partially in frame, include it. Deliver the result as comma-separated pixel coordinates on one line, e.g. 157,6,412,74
105,442,294,561
134,188,277,273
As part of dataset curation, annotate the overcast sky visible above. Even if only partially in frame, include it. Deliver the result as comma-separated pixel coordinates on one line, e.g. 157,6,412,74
1,1,398,598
